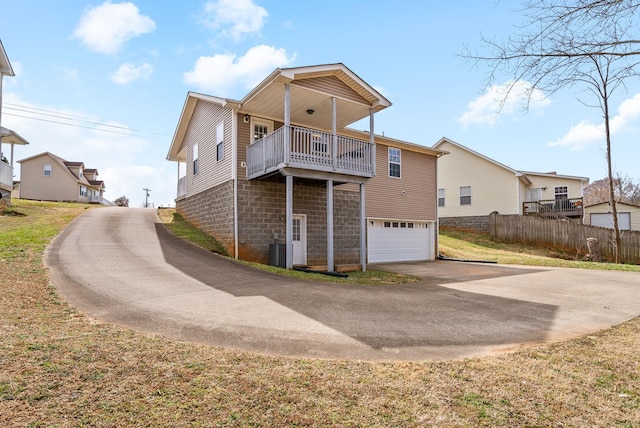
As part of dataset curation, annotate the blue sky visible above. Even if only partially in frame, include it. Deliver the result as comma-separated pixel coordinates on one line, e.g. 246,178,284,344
2,0,639,207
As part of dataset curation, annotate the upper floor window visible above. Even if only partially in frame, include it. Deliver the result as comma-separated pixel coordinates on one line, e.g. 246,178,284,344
43,164,52,176
388,147,401,178
438,188,445,207
460,186,471,205
216,122,224,161
79,168,83,178
193,143,199,175
251,118,274,143
555,186,568,200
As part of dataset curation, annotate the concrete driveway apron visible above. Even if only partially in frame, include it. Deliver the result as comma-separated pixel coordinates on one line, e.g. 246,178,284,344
46,207,640,361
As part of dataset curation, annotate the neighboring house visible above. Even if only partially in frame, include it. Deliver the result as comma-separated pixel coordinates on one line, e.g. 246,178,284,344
0,38,29,206
433,137,589,231
167,63,445,270
18,152,106,204
584,201,640,231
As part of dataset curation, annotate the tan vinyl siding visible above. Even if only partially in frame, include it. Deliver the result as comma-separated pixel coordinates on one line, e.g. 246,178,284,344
238,116,284,181
366,143,437,221
19,155,80,202
525,175,585,201
237,114,250,169
292,76,369,105
437,141,519,216
185,101,233,197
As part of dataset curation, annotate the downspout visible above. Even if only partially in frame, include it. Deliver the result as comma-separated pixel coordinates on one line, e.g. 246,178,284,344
0,75,3,161
434,153,439,260
232,107,239,259
516,174,521,214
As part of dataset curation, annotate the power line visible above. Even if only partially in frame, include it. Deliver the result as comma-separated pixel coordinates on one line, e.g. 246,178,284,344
2,102,171,138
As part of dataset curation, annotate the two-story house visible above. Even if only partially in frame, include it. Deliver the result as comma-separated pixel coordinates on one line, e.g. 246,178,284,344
0,38,29,206
167,63,445,271
433,137,589,231
18,152,106,204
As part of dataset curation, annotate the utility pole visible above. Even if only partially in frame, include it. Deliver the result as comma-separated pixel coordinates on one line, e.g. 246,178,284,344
143,188,151,208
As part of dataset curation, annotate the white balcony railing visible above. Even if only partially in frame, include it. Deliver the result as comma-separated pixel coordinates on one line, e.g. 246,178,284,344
177,176,186,198
0,162,13,190
246,125,374,180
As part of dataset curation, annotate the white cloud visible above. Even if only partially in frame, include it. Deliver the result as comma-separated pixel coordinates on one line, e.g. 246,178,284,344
111,62,154,84
548,92,640,150
458,80,550,127
202,0,268,41
72,1,155,55
183,45,293,94
547,120,603,151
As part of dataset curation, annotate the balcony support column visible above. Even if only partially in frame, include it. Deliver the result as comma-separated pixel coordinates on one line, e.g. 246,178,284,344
286,174,293,269
284,83,290,164
332,97,337,171
360,183,366,272
369,108,375,175
327,179,334,272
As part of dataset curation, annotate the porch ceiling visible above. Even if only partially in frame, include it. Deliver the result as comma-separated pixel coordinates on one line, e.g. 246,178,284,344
239,64,391,131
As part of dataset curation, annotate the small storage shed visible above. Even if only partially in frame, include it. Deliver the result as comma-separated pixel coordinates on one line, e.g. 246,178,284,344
584,201,640,231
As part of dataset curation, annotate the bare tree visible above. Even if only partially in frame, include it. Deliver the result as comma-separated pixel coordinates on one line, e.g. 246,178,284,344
584,174,640,205
465,0,640,263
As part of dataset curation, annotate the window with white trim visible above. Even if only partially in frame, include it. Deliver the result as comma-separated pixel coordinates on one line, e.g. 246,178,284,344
216,122,224,161
438,188,445,207
554,186,568,200
193,143,199,175
252,118,273,143
43,164,52,176
460,186,471,205
79,186,87,197
388,147,401,178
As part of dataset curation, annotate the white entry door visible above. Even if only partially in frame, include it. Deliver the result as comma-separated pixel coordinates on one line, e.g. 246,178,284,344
292,214,307,265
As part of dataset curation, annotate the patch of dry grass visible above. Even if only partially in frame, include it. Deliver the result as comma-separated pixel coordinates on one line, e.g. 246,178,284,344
440,228,640,272
1,200,639,426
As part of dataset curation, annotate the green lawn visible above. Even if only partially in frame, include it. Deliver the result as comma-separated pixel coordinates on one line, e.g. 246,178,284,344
1,200,638,427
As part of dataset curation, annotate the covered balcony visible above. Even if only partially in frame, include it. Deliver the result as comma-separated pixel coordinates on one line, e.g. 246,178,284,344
0,127,29,194
247,125,374,181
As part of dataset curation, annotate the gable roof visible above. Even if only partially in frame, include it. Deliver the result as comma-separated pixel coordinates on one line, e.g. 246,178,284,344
0,39,15,77
167,92,239,161
18,151,104,190
0,126,29,146
434,137,589,185
239,63,391,129
585,200,640,209
167,64,394,162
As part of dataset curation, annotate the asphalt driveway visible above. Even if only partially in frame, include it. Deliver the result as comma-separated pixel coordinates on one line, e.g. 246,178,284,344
45,207,640,361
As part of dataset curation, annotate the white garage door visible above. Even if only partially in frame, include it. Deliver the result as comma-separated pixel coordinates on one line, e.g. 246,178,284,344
367,219,432,263
591,212,631,230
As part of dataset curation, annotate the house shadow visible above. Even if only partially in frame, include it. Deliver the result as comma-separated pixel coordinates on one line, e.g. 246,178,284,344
155,224,558,350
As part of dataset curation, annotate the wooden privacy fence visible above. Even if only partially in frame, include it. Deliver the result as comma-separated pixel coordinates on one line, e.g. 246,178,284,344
489,213,640,264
